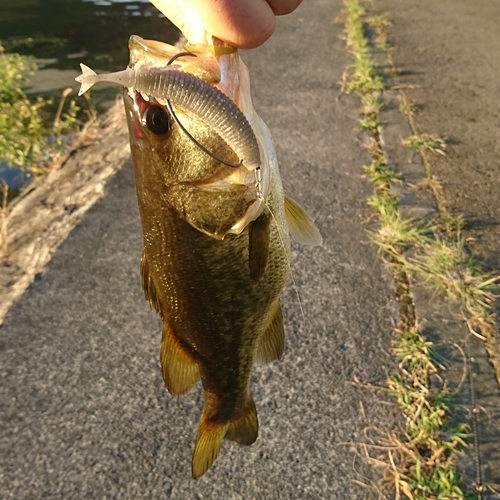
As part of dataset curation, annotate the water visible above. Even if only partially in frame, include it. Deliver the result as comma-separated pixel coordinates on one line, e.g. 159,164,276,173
0,0,179,72
0,0,179,195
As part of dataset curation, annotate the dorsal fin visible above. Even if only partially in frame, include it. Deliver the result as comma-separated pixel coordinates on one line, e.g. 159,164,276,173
255,300,285,364
140,250,162,317
284,195,323,246
248,211,271,282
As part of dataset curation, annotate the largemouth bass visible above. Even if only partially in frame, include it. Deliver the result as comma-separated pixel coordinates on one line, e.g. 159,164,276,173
76,35,322,479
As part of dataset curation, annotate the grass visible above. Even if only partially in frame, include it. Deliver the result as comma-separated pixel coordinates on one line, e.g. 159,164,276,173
359,114,382,130
343,0,500,498
344,0,387,93
0,42,81,174
402,134,447,155
361,93,384,114
386,326,472,500
399,102,418,115
0,42,98,259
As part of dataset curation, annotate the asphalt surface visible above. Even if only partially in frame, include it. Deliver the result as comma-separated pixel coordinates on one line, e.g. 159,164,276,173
374,0,500,371
0,1,401,499
371,0,500,492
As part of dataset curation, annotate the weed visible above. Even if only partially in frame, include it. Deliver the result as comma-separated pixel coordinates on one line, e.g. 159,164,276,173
359,114,381,130
367,195,428,249
406,238,500,319
363,161,399,184
366,15,391,29
0,42,80,175
344,0,387,93
366,15,391,50
387,67,404,77
399,101,418,115
403,134,446,155
342,0,499,497
361,93,384,114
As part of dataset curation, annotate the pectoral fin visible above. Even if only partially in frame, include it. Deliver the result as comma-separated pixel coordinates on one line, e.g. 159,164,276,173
160,323,200,396
140,250,162,317
255,300,285,364
248,211,271,282
284,195,323,246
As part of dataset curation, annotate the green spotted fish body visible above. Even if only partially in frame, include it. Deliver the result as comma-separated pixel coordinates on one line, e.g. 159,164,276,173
78,35,322,479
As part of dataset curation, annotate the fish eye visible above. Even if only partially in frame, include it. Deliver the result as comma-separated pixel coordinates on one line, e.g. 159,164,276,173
143,105,171,135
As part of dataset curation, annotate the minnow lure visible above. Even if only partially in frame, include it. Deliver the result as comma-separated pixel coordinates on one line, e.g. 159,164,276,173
75,63,261,171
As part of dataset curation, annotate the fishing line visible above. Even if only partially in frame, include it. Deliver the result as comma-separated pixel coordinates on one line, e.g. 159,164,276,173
257,186,306,330
165,52,244,169
256,164,340,378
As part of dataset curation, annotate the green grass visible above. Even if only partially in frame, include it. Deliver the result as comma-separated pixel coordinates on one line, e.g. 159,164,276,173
344,1,387,93
342,1,500,497
359,114,382,130
387,326,473,500
0,42,80,174
399,102,418,115
361,93,384,114
403,134,446,155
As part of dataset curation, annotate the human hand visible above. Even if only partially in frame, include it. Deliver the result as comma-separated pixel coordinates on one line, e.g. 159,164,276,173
149,0,303,49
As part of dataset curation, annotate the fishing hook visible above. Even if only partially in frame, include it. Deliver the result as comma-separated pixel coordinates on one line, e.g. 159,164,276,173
165,51,244,169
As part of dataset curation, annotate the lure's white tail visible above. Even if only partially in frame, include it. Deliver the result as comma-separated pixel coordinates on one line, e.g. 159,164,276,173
75,63,98,96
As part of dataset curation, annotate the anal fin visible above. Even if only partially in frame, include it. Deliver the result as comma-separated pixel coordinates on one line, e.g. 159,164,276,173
140,250,162,317
255,300,285,364
249,211,271,282
284,195,323,246
160,323,199,396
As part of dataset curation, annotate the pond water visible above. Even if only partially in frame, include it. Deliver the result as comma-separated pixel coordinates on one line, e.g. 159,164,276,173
0,0,179,72
0,0,179,193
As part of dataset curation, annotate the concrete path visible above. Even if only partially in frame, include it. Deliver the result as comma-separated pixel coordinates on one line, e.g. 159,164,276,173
0,1,401,498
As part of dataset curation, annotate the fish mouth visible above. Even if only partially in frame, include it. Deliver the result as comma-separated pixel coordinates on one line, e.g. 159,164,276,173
124,89,262,239
121,38,271,236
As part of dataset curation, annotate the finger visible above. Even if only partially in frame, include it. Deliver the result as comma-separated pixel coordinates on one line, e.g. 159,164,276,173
201,0,277,48
150,0,277,49
149,0,208,45
266,0,303,16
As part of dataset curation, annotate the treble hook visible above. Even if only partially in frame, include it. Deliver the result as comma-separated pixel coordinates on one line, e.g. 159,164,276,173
165,51,244,169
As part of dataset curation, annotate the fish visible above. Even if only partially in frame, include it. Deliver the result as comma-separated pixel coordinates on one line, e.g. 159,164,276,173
76,35,322,479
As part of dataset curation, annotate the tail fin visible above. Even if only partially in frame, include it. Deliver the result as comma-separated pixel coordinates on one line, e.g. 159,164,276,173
75,63,98,96
225,397,259,445
191,397,259,479
192,418,228,480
